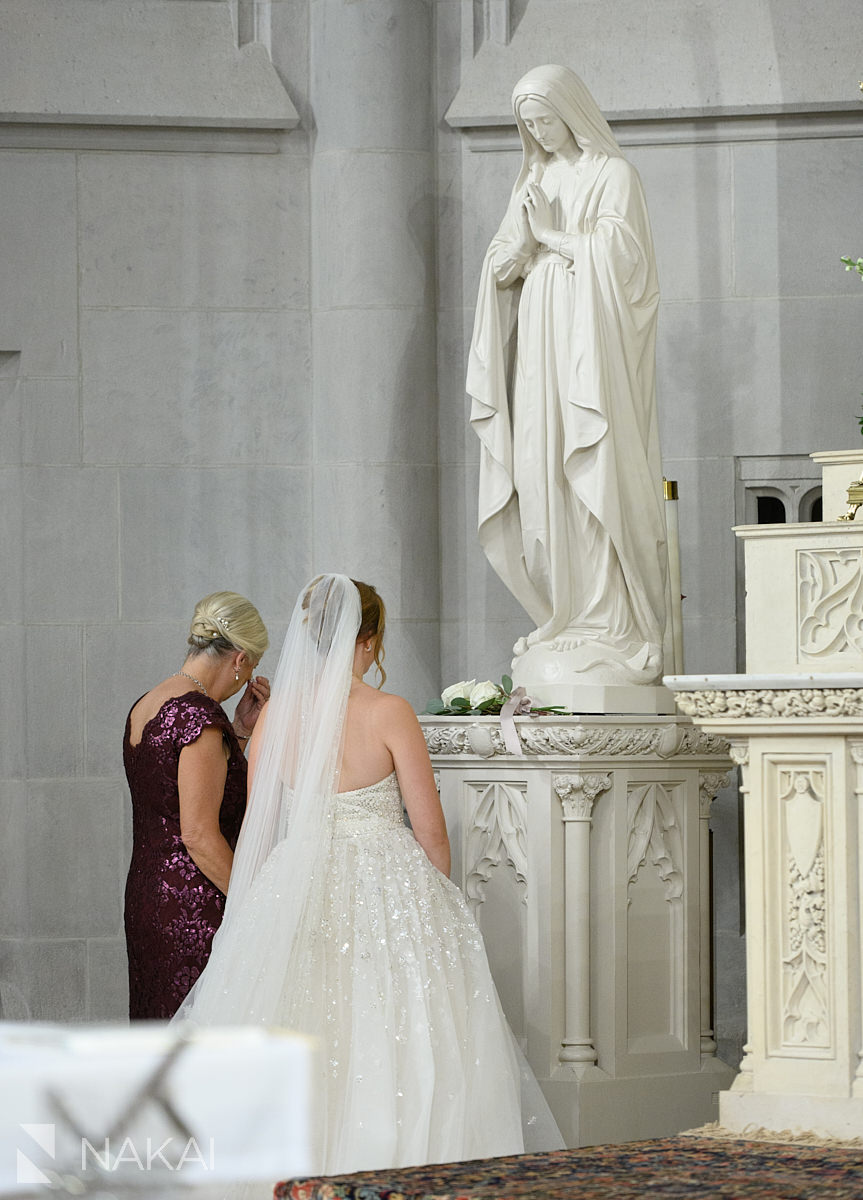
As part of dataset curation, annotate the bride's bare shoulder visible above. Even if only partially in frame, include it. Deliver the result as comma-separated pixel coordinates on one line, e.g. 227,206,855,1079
361,688,418,724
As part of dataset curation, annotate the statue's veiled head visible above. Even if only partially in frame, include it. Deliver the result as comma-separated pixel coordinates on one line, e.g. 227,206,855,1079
512,64,621,163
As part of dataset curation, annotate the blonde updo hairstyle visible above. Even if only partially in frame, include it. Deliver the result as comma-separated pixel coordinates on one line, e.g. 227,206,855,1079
187,591,268,664
352,579,386,688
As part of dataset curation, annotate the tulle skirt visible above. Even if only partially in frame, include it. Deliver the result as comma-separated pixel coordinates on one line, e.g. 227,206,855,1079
276,802,526,1173
179,774,560,1176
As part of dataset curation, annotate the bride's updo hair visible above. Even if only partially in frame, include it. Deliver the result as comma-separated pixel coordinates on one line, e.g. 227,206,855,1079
352,579,386,688
188,591,268,663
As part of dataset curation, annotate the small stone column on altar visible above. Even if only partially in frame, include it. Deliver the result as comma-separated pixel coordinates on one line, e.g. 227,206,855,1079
554,772,610,1069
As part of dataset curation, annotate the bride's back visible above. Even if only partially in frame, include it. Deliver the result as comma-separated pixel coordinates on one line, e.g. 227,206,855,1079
338,681,399,793
336,675,448,878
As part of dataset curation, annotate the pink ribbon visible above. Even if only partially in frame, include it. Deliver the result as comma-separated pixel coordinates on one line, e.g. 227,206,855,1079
499,686,532,756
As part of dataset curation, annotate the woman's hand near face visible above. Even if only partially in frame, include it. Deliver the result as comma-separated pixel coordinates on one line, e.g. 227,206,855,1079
234,674,270,738
178,727,234,894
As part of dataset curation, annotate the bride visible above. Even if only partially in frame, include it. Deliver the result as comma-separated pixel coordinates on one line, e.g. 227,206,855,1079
175,574,559,1174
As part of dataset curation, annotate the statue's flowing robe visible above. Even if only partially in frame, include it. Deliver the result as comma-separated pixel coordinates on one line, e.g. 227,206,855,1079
468,145,667,681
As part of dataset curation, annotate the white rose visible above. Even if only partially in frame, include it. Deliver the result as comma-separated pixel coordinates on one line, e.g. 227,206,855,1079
441,679,475,707
469,680,503,708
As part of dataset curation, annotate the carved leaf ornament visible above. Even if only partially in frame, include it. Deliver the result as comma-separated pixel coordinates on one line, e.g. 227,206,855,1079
465,782,528,912
798,548,863,658
626,783,684,901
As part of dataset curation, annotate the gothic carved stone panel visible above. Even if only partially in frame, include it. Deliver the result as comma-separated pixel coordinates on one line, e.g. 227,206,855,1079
626,782,685,902
769,763,832,1054
625,780,687,1048
798,548,863,660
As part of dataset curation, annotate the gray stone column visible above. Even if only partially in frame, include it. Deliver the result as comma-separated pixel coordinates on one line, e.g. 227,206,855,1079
309,0,439,705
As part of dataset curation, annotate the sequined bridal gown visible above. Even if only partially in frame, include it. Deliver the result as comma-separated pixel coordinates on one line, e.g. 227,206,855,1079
184,771,530,1175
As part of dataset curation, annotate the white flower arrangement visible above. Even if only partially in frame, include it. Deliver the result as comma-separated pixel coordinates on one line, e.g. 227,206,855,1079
441,679,476,708
426,675,567,717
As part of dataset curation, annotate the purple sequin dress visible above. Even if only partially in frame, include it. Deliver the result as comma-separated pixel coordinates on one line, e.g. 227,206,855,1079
123,692,247,1020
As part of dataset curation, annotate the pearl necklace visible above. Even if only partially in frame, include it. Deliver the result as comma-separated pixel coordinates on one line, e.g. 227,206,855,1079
175,671,210,698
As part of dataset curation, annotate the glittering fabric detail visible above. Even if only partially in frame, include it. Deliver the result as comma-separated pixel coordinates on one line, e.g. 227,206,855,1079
230,771,525,1173
331,771,406,838
123,692,247,1019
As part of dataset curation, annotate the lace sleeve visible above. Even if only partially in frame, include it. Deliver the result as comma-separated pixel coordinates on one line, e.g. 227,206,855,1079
167,695,232,750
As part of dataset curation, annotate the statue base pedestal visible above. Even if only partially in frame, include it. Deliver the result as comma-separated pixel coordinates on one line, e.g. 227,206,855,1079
510,643,671,713
512,680,677,715
420,714,735,1146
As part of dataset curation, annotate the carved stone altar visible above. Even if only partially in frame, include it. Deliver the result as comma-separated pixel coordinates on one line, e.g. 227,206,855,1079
669,678,863,1138
421,715,735,1146
737,519,863,674
665,470,863,1138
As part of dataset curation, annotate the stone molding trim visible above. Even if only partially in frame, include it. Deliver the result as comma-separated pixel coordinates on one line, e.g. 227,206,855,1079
0,0,298,139
420,717,728,759
447,0,863,139
672,688,863,720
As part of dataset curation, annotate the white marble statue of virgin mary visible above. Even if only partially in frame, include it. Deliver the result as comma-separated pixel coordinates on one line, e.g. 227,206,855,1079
468,64,668,693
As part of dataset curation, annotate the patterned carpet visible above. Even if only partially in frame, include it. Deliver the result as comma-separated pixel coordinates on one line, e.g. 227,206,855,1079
275,1137,863,1199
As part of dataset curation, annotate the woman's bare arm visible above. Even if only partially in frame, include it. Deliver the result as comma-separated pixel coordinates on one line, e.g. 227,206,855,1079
177,726,234,894
383,697,451,877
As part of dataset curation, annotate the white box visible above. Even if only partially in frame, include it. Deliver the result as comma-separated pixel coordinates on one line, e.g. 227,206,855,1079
0,1023,317,1194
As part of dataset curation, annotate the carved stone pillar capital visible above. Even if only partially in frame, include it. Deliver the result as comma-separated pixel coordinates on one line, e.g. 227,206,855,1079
728,739,749,767
698,770,731,818
554,772,612,821
848,739,863,766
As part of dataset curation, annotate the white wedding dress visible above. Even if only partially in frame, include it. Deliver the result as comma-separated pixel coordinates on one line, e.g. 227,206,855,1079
175,575,560,1179
221,771,526,1174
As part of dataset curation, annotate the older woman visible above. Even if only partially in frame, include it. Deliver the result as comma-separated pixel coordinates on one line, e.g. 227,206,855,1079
123,591,269,1019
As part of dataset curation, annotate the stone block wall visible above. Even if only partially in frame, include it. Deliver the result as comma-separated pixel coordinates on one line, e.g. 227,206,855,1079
2,0,862,1061
0,0,441,1020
